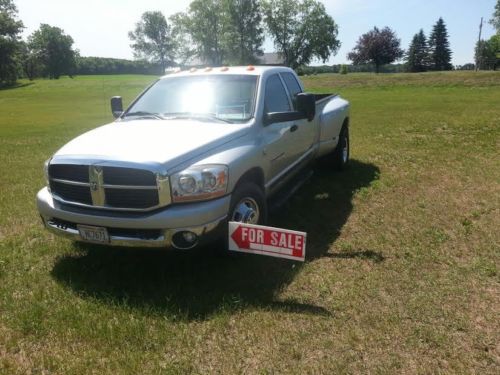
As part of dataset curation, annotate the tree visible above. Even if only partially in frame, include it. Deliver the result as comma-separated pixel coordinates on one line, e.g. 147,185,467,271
475,35,500,70
348,27,404,73
0,0,24,86
428,17,453,71
28,24,77,79
406,29,430,72
128,11,175,73
490,0,500,34
19,41,42,80
169,12,197,66
262,0,340,69
225,0,264,64
174,0,228,66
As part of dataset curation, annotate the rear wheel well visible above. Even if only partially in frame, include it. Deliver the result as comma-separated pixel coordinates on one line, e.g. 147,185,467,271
234,167,265,191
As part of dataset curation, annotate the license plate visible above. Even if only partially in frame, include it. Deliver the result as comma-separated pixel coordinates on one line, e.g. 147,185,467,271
77,225,110,244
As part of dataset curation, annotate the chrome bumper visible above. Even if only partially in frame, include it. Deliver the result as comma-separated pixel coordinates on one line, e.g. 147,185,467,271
37,187,230,249
42,216,224,248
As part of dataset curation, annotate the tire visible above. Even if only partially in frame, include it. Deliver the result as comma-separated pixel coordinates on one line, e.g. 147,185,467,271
228,183,267,226
332,124,349,170
214,182,267,255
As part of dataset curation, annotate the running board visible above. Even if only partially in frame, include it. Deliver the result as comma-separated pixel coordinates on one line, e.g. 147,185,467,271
268,169,314,213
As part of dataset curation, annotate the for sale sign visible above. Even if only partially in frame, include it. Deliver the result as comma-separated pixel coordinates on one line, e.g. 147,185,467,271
228,222,306,261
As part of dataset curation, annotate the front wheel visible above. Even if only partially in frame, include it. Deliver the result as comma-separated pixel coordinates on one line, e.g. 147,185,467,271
332,125,349,170
229,183,267,225
213,183,267,255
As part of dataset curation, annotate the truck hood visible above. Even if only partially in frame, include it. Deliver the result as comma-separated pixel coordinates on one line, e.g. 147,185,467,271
54,119,249,166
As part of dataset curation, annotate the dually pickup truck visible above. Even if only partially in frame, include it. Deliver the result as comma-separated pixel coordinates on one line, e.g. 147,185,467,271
37,66,350,250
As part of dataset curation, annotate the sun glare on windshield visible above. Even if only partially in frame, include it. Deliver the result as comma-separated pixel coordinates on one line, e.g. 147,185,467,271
127,75,258,122
181,82,214,114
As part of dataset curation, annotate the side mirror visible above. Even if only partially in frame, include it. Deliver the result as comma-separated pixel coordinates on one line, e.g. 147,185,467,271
296,93,316,121
111,96,123,118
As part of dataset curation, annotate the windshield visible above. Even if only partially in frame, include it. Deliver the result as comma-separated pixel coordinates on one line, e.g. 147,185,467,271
126,75,258,122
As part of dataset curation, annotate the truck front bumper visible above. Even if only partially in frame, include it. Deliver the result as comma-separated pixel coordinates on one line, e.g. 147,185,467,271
36,187,230,249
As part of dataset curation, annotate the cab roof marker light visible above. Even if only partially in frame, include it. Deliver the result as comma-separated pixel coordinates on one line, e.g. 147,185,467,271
190,68,197,73
204,67,212,72
220,66,229,72
247,65,255,71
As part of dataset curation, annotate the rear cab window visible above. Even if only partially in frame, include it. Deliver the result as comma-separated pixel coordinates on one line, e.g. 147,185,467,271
264,74,291,113
280,72,303,110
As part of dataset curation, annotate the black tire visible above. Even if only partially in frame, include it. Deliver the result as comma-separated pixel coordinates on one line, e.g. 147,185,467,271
332,124,349,170
214,182,267,255
228,182,267,226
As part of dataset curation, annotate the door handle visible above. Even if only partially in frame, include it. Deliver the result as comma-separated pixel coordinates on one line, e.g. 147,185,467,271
290,124,298,132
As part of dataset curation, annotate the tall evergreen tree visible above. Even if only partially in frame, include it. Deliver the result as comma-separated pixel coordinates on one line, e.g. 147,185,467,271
428,17,453,71
0,0,24,85
406,29,429,72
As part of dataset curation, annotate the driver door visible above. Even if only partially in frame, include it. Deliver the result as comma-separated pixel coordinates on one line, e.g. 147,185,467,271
262,74,296,180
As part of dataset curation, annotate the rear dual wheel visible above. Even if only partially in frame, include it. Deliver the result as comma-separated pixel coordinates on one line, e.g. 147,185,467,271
332,125,349,170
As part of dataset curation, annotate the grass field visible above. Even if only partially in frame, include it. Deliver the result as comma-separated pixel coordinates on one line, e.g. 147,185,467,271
0,71,499,374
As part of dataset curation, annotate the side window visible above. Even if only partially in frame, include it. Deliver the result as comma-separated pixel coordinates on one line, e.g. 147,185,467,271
281,72,302,109
265,74,291,113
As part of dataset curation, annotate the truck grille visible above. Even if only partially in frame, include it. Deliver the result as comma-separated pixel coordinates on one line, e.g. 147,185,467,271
50,180,93,205
48,164,165,211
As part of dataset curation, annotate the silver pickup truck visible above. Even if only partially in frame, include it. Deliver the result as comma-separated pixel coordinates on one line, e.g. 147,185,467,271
37,66,350,250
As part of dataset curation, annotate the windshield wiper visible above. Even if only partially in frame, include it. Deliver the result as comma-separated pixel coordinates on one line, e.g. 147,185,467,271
123,111,165,120
163,112,233,124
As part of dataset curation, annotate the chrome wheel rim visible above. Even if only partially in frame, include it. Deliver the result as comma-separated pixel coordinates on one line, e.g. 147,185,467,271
232,198,260,224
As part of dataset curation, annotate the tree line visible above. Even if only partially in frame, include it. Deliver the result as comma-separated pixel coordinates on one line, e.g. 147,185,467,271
1,0,499,86
128,0,340,71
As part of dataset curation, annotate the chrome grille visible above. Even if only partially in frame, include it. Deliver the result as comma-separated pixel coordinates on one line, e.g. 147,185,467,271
49,164,89,182
49,180,93,205
48,164,169,211
105,188,159,209
103,167,156,186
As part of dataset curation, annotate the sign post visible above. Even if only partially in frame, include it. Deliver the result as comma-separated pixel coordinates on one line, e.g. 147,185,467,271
228,222,306,261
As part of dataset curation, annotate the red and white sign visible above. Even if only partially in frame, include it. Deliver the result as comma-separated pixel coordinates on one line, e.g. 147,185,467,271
228,222,306,261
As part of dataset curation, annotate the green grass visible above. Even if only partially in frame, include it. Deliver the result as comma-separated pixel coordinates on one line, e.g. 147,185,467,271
0,72,499,373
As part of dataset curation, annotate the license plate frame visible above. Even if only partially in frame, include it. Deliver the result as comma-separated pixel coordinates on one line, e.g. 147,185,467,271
77,224,110,244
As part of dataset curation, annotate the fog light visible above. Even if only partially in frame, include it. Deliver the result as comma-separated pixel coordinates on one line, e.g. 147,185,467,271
172,231,199,249
182,231,197,243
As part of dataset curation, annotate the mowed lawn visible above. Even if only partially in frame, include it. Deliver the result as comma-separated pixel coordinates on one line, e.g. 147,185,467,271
0,71,499,373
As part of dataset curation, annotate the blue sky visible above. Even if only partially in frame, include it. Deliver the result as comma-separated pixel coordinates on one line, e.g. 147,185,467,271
16,0,498,66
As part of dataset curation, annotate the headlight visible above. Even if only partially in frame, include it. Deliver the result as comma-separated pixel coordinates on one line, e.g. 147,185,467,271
171,164,228,203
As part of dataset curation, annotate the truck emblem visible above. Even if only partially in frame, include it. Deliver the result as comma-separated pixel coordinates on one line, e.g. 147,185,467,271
89,165,105,206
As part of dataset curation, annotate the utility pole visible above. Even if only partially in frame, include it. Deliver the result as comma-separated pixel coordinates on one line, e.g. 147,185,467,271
476,17,483,71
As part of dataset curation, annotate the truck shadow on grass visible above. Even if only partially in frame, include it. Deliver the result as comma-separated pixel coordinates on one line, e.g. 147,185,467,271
51,159,381,320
